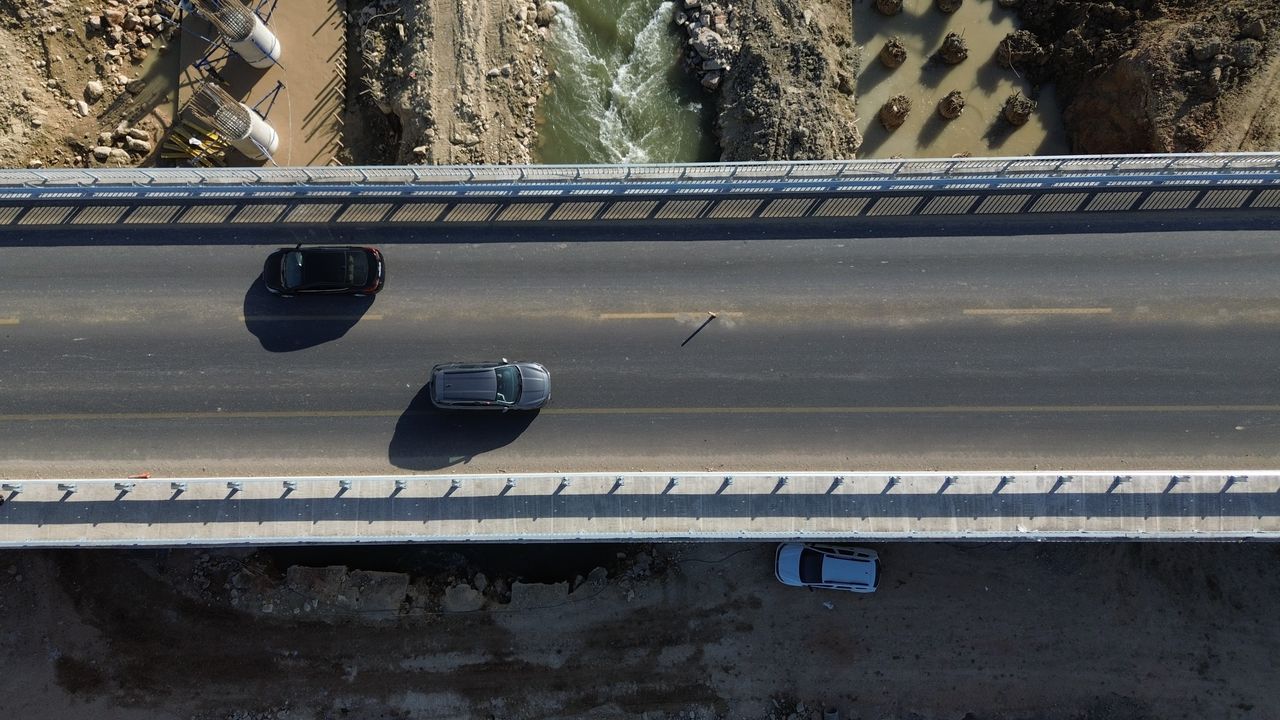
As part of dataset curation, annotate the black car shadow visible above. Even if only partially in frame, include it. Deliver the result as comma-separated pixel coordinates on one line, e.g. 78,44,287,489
388,383,538,471
242,276,376,352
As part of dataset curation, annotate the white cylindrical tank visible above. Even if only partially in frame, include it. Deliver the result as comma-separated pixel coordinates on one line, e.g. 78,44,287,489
226,12,281,68
229,106,279,160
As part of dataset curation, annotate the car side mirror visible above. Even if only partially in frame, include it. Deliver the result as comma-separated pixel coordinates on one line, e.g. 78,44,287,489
294,242,303,249
501,407,509,413
501,357,509,363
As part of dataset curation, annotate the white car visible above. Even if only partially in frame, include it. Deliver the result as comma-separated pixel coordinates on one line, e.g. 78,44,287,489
775,543,881,593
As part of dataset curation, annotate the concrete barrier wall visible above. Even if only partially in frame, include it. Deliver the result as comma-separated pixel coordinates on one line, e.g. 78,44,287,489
1,471,1276,546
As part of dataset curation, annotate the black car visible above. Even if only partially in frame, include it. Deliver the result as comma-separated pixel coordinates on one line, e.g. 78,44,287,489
263,245,385,296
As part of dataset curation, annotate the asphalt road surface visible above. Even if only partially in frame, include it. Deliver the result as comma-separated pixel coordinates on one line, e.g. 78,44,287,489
3,220,1280,477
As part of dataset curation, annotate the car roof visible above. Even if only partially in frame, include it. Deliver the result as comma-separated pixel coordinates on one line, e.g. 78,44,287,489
436,367,498,402
822,555,876,586
295,248,361,284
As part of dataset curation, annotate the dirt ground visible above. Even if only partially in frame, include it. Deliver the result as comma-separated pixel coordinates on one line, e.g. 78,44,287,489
349,0,551,164
1011,0,1280,154
0,542,1277,719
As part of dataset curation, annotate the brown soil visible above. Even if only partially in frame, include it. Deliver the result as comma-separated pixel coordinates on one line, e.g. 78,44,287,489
1014,0,1280,153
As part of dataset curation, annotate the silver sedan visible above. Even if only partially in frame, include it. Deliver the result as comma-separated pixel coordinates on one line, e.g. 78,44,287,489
429,360,551,411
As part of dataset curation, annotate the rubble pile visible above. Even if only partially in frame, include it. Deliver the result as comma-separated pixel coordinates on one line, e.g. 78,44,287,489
673,0,740,92
89,123,154,165
86,1,169,69
674,0,862,161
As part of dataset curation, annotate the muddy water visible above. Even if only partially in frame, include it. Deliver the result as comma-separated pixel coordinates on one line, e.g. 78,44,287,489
854,0,1068,158
537,0,718,164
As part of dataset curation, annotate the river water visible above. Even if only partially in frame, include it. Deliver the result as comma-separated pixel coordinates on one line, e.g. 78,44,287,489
536,0,718,164
536,0,1064,163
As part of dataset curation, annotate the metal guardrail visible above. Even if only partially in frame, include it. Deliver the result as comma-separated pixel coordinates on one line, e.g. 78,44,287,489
1,470,1277,546
2,154,1278,229
2,153,1280,189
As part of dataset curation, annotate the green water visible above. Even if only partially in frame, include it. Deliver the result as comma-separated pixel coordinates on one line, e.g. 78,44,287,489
536,0,719,164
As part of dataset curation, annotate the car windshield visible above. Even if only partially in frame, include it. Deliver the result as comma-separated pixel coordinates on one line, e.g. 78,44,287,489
282,251,304,289
495,365,520,404
798,549,824,584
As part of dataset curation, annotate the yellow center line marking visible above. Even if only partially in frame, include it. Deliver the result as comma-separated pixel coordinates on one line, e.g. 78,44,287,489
0,317,18,325
963,308,1113,316
3,405,1280,422
544,404,1280,415
599,312,745,320
238,314,385,322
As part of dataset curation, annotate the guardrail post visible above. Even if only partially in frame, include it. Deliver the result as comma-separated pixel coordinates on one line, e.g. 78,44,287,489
113,482,135,493
1,483,22,494
57,483,77,493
